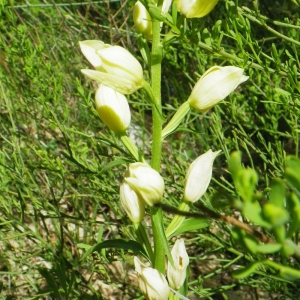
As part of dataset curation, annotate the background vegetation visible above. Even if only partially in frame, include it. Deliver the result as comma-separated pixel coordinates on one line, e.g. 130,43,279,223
0,0,299,299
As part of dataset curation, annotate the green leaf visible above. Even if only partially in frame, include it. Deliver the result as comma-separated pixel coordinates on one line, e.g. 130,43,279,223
279,266,300,281
148,4,165,21
262,203,290,227
286,193,300,238
39,268,61,299
232,261,262,279
137,36,151,66
169,218,209,238
256,243,282,254
281,241,295,257
242,201,270,228
99,158,131,175
79,239,148,262
286,156,300,174
77,243,92,250
232,227,258,254
236,168,258,202
228,151,242,184
273,225,286,243
152,207,174,268
285,156,300,192
269,179,286,208
161,101,190,140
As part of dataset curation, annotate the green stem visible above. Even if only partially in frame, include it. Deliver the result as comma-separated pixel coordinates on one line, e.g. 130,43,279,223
168,291,177,300
149,13,165,273
150,20,163,171
165,201,190,238
134,222,154,263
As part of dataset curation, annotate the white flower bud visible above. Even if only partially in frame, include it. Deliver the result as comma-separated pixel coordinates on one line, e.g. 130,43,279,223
95,84,131,134
184,149,221,203
124,163,164,206
133,1,152,39
80,40,144,94
167,239,189,290
174,0,219,18
188,66,248,112
134,257,170,300
120,182,145,223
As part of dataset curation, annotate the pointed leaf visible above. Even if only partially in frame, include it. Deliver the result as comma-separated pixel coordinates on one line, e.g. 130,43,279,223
232,261,262,279
256,243,282,254
269,179,286,208
169,218,209,238
78,239,148,262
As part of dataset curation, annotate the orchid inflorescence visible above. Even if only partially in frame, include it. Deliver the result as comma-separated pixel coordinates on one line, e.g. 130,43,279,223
78,0,248,298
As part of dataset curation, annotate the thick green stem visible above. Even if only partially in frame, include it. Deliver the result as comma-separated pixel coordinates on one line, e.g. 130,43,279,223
151,20,163,171
150,18,165,273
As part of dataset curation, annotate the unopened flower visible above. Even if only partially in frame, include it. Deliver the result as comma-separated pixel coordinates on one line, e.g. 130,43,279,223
124,162,164,206
184,149,221,203
167,239,189,290
188,66,248,112
80,40,144,94
133,1,152,39
174,0,219,18
162,0,172,15
134,257,170,300
95,84,131,134
120,182,145,223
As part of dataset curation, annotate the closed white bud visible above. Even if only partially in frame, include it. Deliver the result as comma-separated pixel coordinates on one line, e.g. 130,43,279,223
174,0,219,18
188,66,248,112
124,162,165,206
134,257,170,300
80,40,144,94
167,239,189,290
133,1,152,39
120,182,145,223
184,149,221,203
95,84,131,134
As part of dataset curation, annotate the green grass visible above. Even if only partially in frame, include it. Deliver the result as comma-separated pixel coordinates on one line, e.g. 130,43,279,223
0,0,300,299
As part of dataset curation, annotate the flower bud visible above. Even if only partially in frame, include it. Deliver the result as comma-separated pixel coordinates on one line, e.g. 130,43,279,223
120,182,145,223
133,1,152,39
174,0,219,18
124,162,164,206
95,84,131,134
162,0,172,15
80,40,144,94
184,149,221,203
188,66,248,112
134,257,170,300
167,239,189,290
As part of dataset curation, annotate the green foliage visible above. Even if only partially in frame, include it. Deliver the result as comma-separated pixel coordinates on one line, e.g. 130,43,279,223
1,0,300,298
227,152,300,283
